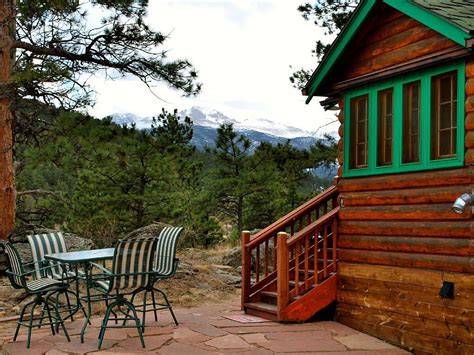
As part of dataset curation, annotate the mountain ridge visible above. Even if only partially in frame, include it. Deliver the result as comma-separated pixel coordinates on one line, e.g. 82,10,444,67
111,106,317,151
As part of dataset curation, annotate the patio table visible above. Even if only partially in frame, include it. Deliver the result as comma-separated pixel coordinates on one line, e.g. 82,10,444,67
45,248,115,342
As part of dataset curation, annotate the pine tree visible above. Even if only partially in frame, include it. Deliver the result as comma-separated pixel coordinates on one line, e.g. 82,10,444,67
290,0,359,90
0,1,201,238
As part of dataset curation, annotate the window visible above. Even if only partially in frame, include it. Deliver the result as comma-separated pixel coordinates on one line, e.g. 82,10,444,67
402,81,420,163
344,62,464,177
431,71,457,159
377,89,393,166
349,95,368,169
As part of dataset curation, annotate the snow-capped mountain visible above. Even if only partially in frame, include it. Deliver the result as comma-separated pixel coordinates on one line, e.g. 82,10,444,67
179,106,312,138
109,113,152,128
111,106,320,151
112,106,312,139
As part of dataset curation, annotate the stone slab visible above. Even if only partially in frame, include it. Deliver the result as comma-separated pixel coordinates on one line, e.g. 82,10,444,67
334,333,400,350
204,334,252,350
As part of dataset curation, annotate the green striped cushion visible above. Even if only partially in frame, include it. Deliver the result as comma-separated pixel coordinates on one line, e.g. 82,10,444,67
109,238,156,291
27,232,68,279
2,242,24,288
154,227,183,276
27,277,63,292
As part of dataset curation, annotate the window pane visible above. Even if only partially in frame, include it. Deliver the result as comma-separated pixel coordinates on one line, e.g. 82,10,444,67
403,81,421,163
431,71,457,160
349,95,368,169
377,89,393,166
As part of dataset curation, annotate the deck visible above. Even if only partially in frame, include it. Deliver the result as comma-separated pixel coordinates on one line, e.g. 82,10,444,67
0,295,409,354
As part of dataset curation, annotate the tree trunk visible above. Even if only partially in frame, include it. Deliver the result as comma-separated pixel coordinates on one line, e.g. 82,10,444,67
237,196,244,234
0,1,16,240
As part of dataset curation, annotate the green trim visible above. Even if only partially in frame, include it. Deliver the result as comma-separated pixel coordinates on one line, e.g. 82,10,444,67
384,0,470,46
305,0,473,104
343,62,465,178
305,0,376,104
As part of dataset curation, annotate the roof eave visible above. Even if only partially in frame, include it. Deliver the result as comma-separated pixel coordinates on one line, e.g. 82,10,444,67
304,0,377,104
386,0,473,46
304,0,474,105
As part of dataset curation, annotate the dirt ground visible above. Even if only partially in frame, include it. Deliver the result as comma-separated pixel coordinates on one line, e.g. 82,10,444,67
0,246,241,328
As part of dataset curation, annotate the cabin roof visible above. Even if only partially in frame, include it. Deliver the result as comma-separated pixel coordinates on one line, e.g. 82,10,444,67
413,0,474,33
304,0,474,104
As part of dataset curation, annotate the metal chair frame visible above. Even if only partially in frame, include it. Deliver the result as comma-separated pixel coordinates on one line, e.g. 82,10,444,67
90,238,157,349
0,241,71,349
27,232,85,321
129,226,184,331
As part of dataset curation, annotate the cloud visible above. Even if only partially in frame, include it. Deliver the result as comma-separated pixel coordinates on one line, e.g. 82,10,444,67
88,1,336,133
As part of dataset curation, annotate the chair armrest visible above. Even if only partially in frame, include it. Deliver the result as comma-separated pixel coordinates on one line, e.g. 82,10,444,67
90,262,112,275
6,262,70,278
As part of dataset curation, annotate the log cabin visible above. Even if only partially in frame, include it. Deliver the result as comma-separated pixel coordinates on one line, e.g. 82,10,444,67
240,0,474,353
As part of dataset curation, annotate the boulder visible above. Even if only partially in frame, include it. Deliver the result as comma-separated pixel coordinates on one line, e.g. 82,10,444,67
124,222,189,250
221,246,242,268
124,222,169,239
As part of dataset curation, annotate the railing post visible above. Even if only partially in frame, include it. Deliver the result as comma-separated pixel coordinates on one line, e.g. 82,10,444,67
276,232,289,319
241,230,251,309
332,217,338,273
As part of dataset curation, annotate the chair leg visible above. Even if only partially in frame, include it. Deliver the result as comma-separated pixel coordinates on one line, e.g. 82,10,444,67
64,289,73,321
26,298,41,349
43,300,56,336
47,300,70,343
154,287,178,326
98,300,116,348
123,299,145,349
13,297,36,342
123,287,143,326
150,288,158,322
37,306,46,329
105,299,118,325
141,288,148,333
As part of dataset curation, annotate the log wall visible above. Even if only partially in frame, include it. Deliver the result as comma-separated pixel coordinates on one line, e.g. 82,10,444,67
334,4,462,83
330,4,474,353
336,168,474,354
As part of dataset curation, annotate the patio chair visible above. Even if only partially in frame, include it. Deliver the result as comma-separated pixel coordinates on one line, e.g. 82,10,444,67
129,226,184,330
27,232,83,320
92,237,157,349
0,241,71,348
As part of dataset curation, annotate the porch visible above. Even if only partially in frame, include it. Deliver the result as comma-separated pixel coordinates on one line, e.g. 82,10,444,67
0,294,408,354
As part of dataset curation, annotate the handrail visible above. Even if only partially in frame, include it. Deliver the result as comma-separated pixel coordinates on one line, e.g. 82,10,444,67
287,207,339,247
241,185,339,309
277,207,339,316
247,185,338,248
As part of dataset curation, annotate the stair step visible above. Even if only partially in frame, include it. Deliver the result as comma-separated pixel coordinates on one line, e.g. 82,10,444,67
260,291,277,298
244,302,277,314
289,280,305,287
260,290,278,305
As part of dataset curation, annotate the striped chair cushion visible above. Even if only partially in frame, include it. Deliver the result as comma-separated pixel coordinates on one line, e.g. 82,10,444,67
27,277,63,292
27,232,68,279
109,238,156,291
2,242,25,288
154,227,183,276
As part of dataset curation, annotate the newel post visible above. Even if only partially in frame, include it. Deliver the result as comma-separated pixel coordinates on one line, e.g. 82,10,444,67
276,231,289,319
241,230,251,309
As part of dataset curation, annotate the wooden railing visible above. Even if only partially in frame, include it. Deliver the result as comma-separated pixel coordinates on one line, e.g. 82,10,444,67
276,207,339,314
241,185,338,307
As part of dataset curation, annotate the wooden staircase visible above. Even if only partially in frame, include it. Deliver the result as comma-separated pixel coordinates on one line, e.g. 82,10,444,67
241,185,339,322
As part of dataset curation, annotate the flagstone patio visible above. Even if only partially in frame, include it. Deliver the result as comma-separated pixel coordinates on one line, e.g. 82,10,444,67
0,296,410,354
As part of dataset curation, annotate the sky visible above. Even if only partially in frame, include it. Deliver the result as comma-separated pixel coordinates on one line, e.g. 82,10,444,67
88,1,337,134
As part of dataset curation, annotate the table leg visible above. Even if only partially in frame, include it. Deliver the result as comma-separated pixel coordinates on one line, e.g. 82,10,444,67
80,262,93,343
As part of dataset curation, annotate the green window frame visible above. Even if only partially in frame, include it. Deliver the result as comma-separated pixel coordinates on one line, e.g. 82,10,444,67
343,62,465,177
